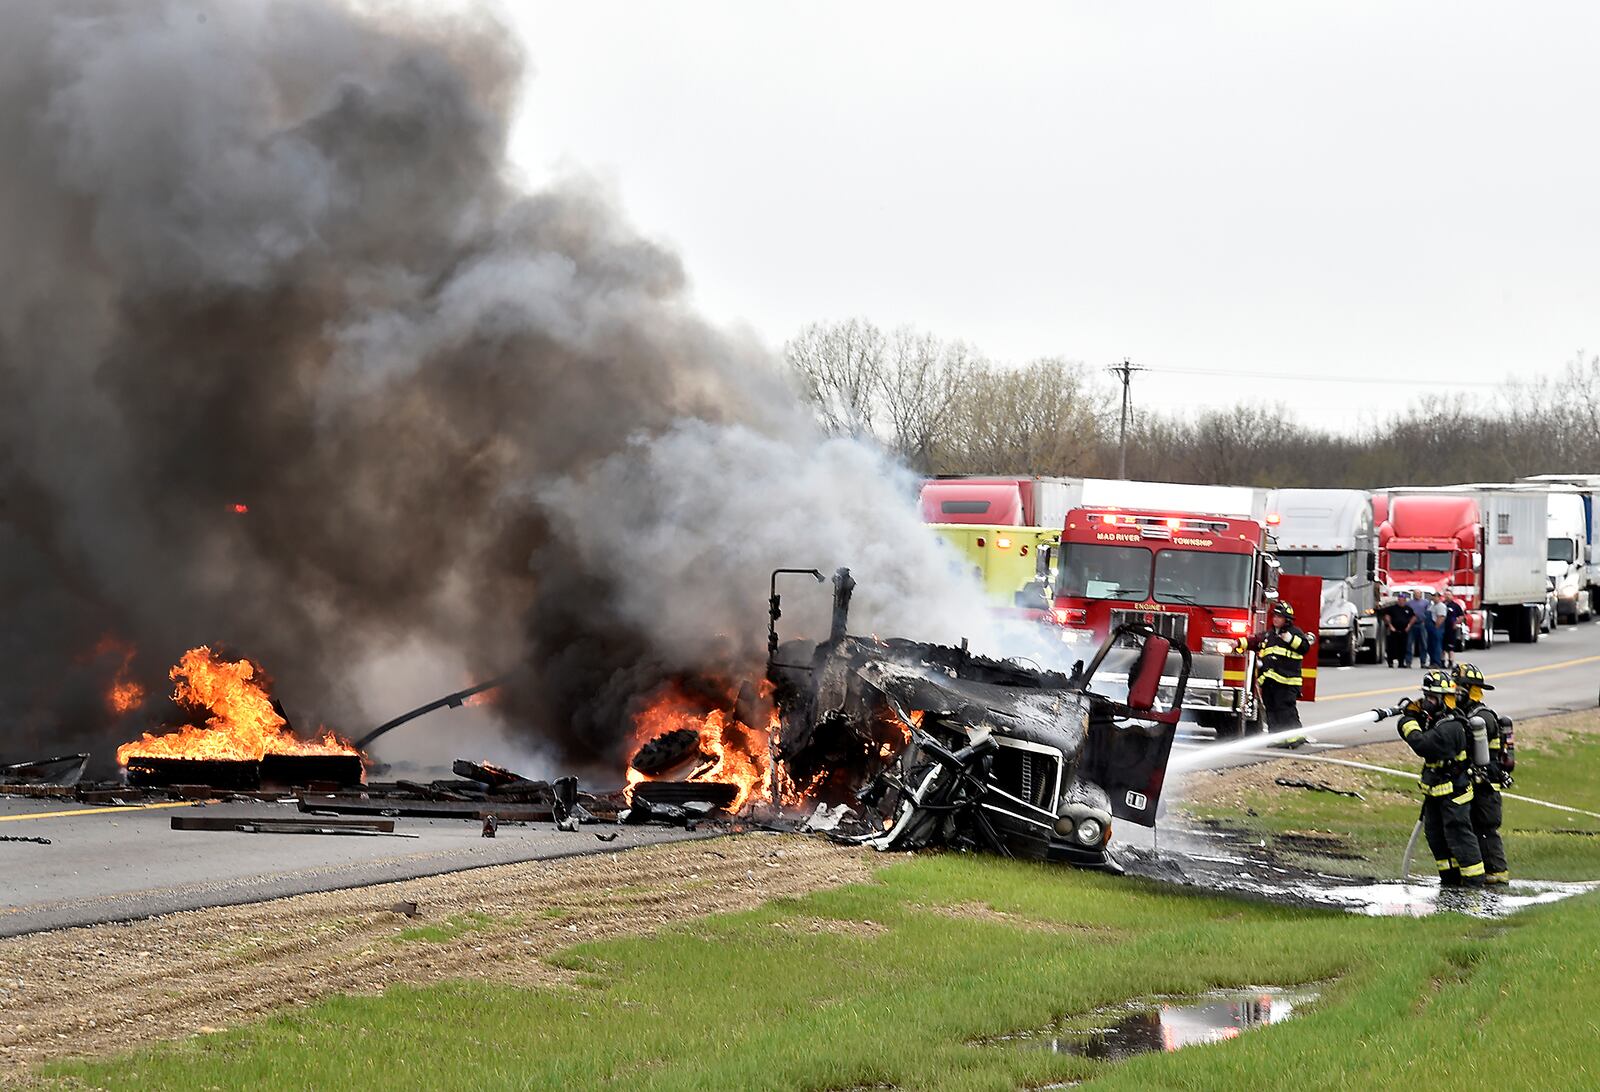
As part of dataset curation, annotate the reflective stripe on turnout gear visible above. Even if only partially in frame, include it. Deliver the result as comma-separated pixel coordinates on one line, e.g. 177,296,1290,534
1459,861,1486,878
1255,625,1308,687
1423,781,1458,796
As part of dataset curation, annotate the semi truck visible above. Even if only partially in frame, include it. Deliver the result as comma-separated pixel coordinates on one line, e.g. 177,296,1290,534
919,476,1268,529
1378,488,1548,645
1519,474,1600,618
1542,488,1592,623
1050,503,1319,738
919,477,1079,530
1265,488,1379,666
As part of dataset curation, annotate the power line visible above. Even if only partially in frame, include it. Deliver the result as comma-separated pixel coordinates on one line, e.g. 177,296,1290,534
1141,365,1506,389
1107,358,1146,479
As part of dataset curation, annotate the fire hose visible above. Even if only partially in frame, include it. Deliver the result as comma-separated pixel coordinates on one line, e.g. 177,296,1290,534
1224,739,1600,880
1178,703,1600,879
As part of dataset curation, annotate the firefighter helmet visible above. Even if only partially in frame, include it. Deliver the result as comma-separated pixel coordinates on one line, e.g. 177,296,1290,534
1420,669,1456,696
1271,599,1294,620
1453,663,1494,691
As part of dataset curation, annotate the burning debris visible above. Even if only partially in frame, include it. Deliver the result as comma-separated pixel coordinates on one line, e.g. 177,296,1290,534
763,569,1189,867
609,568,1191,868
116,647,362,789
0,754,89,789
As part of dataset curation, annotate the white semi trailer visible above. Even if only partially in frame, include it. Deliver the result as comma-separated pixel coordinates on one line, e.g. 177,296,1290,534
1265,488,1379,665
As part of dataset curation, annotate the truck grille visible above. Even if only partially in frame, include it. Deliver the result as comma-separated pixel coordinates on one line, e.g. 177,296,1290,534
1110,608,1188,645
989,746,1060,811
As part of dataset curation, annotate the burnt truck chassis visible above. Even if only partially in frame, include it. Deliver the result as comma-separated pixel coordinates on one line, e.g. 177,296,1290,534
766,568,1191,869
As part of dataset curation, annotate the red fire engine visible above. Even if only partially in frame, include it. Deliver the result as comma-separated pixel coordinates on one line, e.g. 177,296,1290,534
1050,505,1319,738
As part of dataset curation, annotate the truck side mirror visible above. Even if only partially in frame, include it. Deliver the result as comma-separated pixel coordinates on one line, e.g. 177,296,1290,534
1366,551,1377,579
1127,635,1172,712
1261,555,1281,597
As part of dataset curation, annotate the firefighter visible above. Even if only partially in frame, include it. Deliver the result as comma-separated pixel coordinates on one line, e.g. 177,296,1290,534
1454,663,1513,885
1396,670,1486,887
1242,599,1310,746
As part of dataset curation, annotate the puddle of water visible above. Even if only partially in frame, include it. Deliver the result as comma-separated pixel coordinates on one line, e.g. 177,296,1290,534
1309,878,1600,918
987,986,1317,1060
1115,825,1600,917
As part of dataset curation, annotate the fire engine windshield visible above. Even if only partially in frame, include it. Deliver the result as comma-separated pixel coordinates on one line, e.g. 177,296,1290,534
1153,549,1253,608
1057,543,1151,600
1388,550,1452,572
1278,551,1350,579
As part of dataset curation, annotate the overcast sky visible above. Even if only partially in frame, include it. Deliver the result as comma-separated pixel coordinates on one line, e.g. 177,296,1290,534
506,2,1600,430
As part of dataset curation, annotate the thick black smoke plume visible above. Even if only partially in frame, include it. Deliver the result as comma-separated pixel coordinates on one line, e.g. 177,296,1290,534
0,1,992,774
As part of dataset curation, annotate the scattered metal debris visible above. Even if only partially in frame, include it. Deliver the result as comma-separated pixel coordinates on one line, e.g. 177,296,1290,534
236,822,418,838
171,815,396,833
0,753,89,788
1274,777,1365,800
0,834,53,845
765,568,1190,868
481,814,498,838
802,803,854,832
388,900,421,917
631,781,739,811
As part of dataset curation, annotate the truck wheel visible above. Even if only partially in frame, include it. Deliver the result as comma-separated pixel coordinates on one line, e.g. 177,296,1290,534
1514,605,1538,644
1339,624,1358,667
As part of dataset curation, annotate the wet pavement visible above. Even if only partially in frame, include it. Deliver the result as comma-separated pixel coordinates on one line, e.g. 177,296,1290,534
983,985,1318,1060
1112,820,1599,917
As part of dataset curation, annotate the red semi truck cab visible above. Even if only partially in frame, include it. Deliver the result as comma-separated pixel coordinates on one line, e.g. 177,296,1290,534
1051,506,1316,737
1378,494,1490,643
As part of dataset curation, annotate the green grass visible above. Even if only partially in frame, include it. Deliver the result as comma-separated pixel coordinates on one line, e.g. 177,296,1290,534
392,910,508,945
43,853,1600,1091
1191,719,1600,880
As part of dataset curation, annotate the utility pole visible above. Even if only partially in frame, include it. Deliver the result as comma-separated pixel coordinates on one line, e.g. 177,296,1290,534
1108,358,1144,479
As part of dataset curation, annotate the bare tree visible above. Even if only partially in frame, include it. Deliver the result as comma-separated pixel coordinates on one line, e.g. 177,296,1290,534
784,319,885,438
790,318,1599,489
879,327,976,472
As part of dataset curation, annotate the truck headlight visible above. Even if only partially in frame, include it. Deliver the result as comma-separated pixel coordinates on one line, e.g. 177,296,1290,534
1074,818,1105,846
1201,637,1238,655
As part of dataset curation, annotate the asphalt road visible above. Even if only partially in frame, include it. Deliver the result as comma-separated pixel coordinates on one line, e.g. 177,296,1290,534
6,621,1596,938
0,799,703,937
1172,612,1600,765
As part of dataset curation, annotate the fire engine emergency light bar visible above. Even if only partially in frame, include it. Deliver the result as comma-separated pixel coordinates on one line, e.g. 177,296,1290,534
1085,513,1230,533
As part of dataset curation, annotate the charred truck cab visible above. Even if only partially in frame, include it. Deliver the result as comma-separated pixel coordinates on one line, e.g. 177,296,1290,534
1049,506,1316,739
766,568,1189,870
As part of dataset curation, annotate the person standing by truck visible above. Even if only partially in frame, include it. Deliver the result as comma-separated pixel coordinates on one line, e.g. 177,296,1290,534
1395,671,1486,888
1453,664,1512,885
1242,600,1310,743
1406,591,1430,668
1383,590,1414,668
1433,592,1459,669
1441,592,1466,669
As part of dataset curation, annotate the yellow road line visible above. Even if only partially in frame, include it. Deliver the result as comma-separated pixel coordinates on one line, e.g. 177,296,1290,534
0,801,196,823
1318,653,1600,703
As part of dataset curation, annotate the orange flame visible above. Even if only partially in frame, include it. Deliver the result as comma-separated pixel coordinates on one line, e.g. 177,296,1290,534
109,677,145,715
116,646,357,765
98,637,146,715
625,683,772,811
623,679,922,813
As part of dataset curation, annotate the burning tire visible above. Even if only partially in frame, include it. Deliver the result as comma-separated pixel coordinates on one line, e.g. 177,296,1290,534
629,727,706,775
